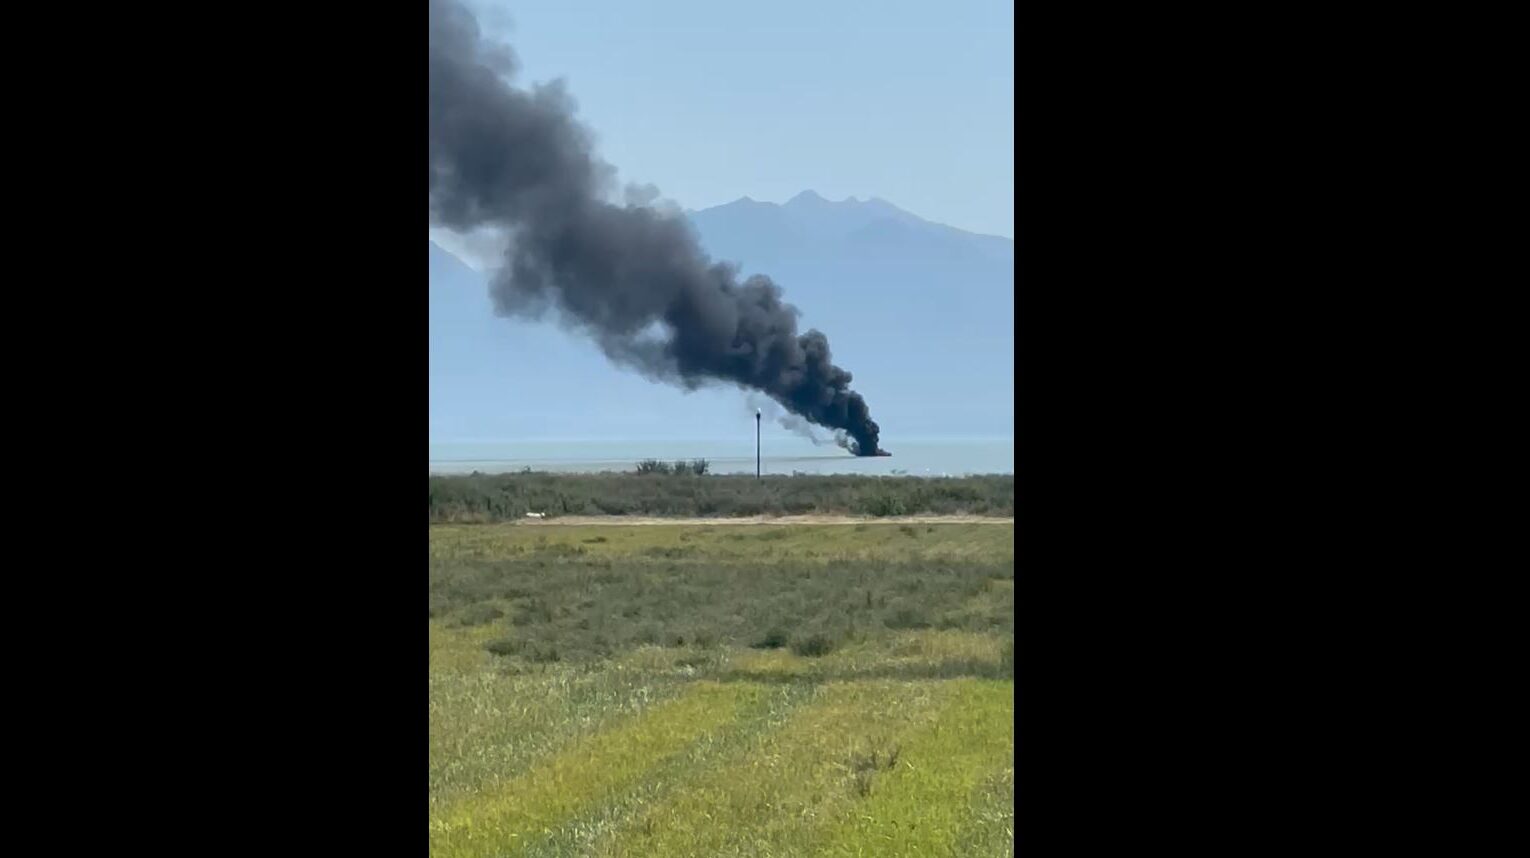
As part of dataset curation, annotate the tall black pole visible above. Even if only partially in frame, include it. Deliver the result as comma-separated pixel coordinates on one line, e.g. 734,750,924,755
756,409,761,479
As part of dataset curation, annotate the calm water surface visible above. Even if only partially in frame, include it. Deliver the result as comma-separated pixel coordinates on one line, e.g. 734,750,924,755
429,438,1012,476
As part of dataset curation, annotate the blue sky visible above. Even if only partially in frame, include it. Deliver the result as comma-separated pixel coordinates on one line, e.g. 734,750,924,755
465,0,1013,238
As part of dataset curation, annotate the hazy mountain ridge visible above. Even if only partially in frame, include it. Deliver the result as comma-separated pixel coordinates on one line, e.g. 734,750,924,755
688,190,1012,263
430,191,1013,441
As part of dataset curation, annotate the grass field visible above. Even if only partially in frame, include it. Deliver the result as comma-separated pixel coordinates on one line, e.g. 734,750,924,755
430,521,1014,857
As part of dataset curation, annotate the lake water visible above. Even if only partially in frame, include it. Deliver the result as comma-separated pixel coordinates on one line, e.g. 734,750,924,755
429,438,1012,477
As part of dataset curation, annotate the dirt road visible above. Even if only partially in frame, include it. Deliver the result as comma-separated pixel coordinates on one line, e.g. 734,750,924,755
512,514,1013,527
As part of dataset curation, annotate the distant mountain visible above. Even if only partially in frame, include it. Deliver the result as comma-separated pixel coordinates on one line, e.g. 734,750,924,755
689,190,1012,264
430,240,753,441
430,192,1013,442
684,191,1013,436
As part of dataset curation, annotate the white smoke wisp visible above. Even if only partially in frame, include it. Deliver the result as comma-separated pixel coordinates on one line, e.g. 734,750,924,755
746,394,840,447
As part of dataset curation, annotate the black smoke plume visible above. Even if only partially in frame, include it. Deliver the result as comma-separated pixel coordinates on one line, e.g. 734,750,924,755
428,0,884,455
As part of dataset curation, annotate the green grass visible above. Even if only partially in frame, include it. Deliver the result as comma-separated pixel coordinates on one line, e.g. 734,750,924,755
815,680,1014,856
431,681,767,857
429,523,1013,663
430,521,1014,856
428,471,1014,521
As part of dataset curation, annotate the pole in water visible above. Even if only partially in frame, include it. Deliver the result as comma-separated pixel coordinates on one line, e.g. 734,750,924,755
755,408,761,479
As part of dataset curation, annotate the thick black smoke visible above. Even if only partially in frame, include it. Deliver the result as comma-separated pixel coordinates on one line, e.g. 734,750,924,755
428,0,883,455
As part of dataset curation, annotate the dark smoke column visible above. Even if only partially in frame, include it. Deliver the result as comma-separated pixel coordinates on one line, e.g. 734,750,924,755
428,0,884,456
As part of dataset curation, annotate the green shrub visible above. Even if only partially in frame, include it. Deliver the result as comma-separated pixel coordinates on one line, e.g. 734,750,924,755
484,638,521,657
791,632,838,658
866,495,908,517
884,606,932,630
453,604,504,627
427,472,1013,522
752,628,789,650
511,599,552,626
526,643,560,663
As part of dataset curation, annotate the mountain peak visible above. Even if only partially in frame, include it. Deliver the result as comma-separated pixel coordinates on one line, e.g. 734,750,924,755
689,192,1009,245
785,190,905,211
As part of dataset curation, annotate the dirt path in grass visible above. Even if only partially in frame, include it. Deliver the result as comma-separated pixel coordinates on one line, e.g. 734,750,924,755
513,514,1013,527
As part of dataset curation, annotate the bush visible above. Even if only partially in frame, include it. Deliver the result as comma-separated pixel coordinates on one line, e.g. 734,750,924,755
511,599,552,626
427,472,1013,523
884,606,932,630
453,603,504,627
791,632,839,658
484,638,521,657
593,496,637,516
526,643,561,663
751,628,789,650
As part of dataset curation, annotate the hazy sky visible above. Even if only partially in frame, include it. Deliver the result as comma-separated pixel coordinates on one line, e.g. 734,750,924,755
464,0,1014,238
